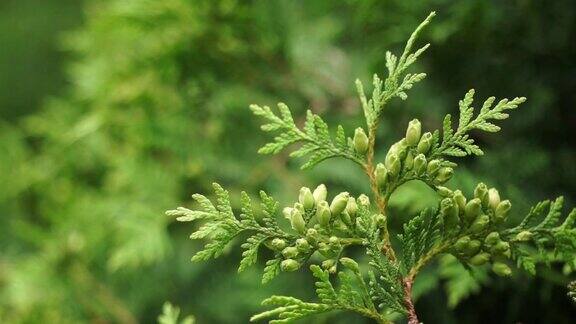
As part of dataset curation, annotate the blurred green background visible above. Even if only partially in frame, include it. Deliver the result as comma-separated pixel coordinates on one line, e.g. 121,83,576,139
1,0,575,323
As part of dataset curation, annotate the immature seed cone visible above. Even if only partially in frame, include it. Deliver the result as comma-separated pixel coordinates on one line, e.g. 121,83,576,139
441,198,459,231
488,188,501,210
375,163,389,188
385,153,401,177
404,151,414,170
330,192,350,216
296,238,311,253
464,198,482,221
290,209,306,234
313,184,327,203
306,228,318,244
492,262,512,276
388,139,408,160
405,119,422,146
452,190,467,211
358,194,370,207
463,240,482,256
426,159,441,176
474,183,489,207
494,200,512,222
417,132,433,154
469,214,490,233
354,127,369,154
316,201,332,227
491,241,510,254
435,167,454,184
437,186,453,197
484,232,500,246
454,236,471,252
299,187,315,211
282,207,294,220
281,259,300,272
469,253,491,266
271,238,287,251
346,197,358,217
413,154,427,176
282,247,299,258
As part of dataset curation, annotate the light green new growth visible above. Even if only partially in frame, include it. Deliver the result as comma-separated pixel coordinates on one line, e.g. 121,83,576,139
169,11,576,323
158,302,195,324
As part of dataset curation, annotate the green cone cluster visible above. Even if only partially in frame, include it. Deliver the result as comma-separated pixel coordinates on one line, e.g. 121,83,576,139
441,183,514,276
271,184,368,273
374,119,456,192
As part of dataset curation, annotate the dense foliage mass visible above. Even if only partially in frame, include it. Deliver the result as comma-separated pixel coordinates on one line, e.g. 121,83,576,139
172,13,575,323
1,1,575,323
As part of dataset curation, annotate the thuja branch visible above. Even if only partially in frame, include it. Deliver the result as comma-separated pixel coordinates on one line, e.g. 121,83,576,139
170,10,576,324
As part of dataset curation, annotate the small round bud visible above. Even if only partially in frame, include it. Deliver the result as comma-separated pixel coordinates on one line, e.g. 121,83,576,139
437,186,453,197
281,259,300,272
299,187,315,211
494,200,512,222
329,236,339,245
454,236,471,252
469,214,490,234
354,127,369,154
330,192,350,216
441,198,459,230
464,198,482,222
346,197,357,217
485,232,500,246
388,139,408,160
316,201,332,227
313,184,328,203
452,190,467,211
413,154,427,176
296,238,311,252
282,247,299,259
293,203,304,215
463,240,482,256
491,241,510,254
469,253,491,266
358,194,370,207
515,230,533,242
271,238,287,251
322,259,337,271
290,209,306,234
417,132,433,154
340,257,359,272
434,167,453,184
426,159,441,176
474,183,489,207
492,262,512,276
488,188,501,211
385,153,401,177
282,207,293,220
374,214,386,227
404,151,414,170
375,163,389,188
406,119,422,146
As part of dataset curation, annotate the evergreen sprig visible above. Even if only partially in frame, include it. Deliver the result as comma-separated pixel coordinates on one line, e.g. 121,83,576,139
250,103,364,169
172,11,576,323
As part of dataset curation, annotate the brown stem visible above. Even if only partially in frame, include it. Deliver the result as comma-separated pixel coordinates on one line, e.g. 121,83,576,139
365,124,397,262
402,278,419,324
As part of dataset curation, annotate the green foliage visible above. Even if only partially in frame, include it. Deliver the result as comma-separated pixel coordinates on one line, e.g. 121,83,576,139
433,89,526,158
250,103,364,169
158,302,194,324
173,11,575,323
3,1,576,323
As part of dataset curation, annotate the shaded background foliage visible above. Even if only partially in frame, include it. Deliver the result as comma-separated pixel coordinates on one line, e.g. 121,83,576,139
0,0,574,323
